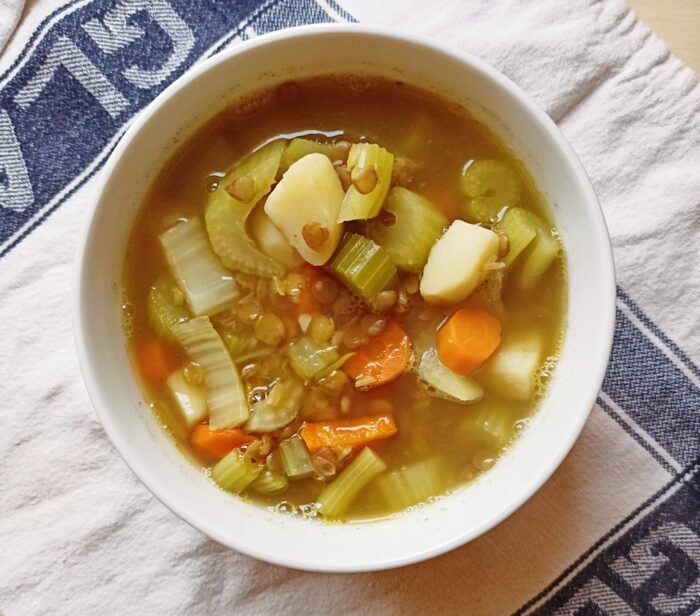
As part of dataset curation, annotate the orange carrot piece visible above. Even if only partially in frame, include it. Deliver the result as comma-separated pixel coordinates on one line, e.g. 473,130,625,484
190,424,255,458
343,320,411,388
294,264,323,317
437,307,501,375
137,337,175,382
300,415,397,452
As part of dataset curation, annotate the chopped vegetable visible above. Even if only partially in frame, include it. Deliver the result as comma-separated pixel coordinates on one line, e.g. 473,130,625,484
418,348,484,403
278,435,315,479
249,204,304,271
463,406,515,451
375,458,444,509
205,140,286,277
338,143,394,222
316,447,387,518
167,369,208,427
280,138,337,172
477,332,543,400
191,424,254,458
211,449,262,493
264,153,345,265
343,320,411,388
365,187,447,272
461,159,521,222
147,278,190,342
137,338,176,382
300,415,397,452
518,227,560,289
328,233,398,304
159,218,239,316
420,220,499,304
436,307,501,375
172,316,250,429
245,377,304,433
250,469,289,494
494,207,537,266
287,336,340,381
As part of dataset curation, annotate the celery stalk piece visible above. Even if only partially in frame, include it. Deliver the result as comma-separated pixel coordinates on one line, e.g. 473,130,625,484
518,227,560,289
159,218,239,317
172,317,250,429
287,336,340,381
460,159,521,222
245,377,304,433
211,449,262,493
250,469,289,494
494,207,537,267
279,138,336,173
147,277,191,341
279,435,315,479
375,458,444,510
418,348,484,404
166,369,208,428
365,187,447,272
338,143,394,222
205,140,286,278
462,405,516,452
316,447,387,518
328,233,398,304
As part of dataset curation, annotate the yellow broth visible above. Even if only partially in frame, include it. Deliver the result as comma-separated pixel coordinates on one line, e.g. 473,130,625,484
122,75,566,522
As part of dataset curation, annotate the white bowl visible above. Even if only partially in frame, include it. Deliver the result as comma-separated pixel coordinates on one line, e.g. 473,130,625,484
73,24,615,572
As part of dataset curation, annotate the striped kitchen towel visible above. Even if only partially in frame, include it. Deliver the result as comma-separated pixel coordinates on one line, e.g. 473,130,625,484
0,1,699,614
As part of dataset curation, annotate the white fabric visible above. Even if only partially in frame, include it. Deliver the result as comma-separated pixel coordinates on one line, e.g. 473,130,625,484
0,0,24,52
1,1,699,615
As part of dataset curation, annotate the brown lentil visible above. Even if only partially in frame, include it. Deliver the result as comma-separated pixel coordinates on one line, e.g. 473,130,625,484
373,289,397,312
226,175,256,202
183,361,203,386
302,222,330,251
236,296,262,323
311,277,338,304
351,165,378,194
254,313,285,346
308,314,335,342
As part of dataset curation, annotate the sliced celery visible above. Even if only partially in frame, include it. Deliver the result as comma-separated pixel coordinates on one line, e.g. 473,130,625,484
366,187,447,272
250,469,289,494
495,207,537,267
166,369,208,428
315,352,355,380
461,159,521,222
338,143,394,222
245,377,304,433
280,138,336,173
279,435,315,479
375,458,444,510
287,336,340,381
205,140,286,278
328,233,398,303
172,317,250,429
462,406,515,452
316,447,387,518
518,228,560,289
418,348,484,404
211,449,262,493
159,218,239,316
220,329,259,360
147,278,190,342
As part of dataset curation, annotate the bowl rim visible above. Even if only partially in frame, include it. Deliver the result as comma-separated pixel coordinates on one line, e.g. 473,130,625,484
72,22,616,572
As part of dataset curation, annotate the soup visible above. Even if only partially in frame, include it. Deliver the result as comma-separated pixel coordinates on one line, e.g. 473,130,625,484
123,75,566,522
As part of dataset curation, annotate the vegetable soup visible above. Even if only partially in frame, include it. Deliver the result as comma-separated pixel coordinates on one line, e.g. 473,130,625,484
122,75,566,522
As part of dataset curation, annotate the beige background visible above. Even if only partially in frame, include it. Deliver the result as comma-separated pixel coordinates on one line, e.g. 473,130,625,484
629,0,700,73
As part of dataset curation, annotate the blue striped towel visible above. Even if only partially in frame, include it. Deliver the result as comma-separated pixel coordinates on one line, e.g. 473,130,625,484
1,1,699,614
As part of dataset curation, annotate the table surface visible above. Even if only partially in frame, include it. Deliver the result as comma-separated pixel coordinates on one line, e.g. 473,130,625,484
628,0,700,74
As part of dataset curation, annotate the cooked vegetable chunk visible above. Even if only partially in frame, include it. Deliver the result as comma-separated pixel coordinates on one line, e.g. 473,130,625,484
461,159,521,222
420,220,500,304
264,153,345,265
166,369,208,427
418,348,484,403
437,307,501,375
338,143,394,222
300,415,397,452
249,204,304,271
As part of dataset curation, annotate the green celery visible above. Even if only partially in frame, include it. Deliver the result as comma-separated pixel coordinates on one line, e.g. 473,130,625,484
461,159,521,222
250,469,289,494
518,228,560,289
338,143,394,222
146,277,190,342
211,449,262,493
418,348,484,404
495,207,537,267
279,138,336,173
245,377,304,433
375,458,444,510
287,336,340,381
279,436,315,479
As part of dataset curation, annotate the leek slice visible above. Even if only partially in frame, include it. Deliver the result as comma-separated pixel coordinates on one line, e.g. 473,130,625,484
375,458,444,509
205,140,286,277
279,436,315,479
328,233,398,303
159,218,239,316
147,277,190,341
211,449,262,493
461,159,521,222
316,447,386,518
245,377,304,433
172,317,250,429
287,337,340,381
166,369,208,428
338,143,394,222
418,348,484,404
365,187,447,272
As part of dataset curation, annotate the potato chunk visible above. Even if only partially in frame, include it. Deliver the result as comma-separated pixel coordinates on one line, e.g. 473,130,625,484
264,153,344,265
420,220,499,304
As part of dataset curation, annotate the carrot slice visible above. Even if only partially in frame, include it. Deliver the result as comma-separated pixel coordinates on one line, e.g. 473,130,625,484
137,337,175,382
190,424,255,458
294,263,324,317
343,320,411,388
300,415,397,452
436,307,501,375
